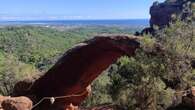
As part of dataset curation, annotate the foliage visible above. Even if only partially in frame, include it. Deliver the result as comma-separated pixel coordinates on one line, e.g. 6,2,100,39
107,19,194,110
0,26,84,71
82,72,112,107
0,19,194,110
0,25,138,95
0,52,38,95
83,19,195,110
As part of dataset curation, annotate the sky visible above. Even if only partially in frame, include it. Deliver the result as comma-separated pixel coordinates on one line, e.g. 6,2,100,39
0,0,165,20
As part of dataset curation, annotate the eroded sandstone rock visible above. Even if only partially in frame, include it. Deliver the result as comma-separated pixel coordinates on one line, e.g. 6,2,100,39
22,35,140,110
150,0,193,29
0,96,32,110
0,96,10,110
150,1,183,28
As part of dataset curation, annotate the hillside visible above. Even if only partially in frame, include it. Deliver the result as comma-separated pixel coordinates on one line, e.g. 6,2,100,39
0,26,140,95
0,0,194,110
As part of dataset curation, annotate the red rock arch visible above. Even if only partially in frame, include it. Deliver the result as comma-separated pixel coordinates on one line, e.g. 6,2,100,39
27,35,140,110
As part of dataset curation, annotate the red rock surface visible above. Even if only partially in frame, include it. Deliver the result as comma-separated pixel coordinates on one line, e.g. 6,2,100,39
28,35,140,110
0,96,10,109
0,96,32,110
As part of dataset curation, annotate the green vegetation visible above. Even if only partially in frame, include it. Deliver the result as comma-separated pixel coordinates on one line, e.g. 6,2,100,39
0,26,85,70
0,25,140,95
83,19,195,109
0,7,194,110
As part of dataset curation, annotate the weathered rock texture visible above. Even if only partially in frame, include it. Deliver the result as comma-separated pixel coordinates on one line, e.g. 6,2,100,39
0,96,10,109
149,0,193,28
0,96,32,110
12,35,140,110
150,1,183,28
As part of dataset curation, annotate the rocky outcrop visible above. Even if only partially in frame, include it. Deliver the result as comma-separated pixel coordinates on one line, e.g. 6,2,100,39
0,96,32,110
138,0,194,35
12,35,140,110
149,0,194,29
0,96,10,109
150,1,183,28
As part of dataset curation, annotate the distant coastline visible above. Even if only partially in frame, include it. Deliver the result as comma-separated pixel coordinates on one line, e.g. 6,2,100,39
0,19,149,27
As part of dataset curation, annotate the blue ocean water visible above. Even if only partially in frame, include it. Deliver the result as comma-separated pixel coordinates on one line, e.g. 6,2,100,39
0,19,149,27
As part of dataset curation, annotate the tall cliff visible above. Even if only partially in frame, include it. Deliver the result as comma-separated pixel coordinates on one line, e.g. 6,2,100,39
150,0,194,28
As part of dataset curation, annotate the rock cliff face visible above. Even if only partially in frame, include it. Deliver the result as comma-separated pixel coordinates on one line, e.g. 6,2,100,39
149,0,193,28
150,2,182,28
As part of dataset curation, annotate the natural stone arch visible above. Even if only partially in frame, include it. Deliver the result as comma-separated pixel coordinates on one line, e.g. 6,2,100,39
14,35,141,110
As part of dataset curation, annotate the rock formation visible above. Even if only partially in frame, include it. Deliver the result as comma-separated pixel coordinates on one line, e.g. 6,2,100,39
11,35,140,110
150,0,193,28
150,1,183,28
0,96,32,110
0,96,10,109
139,0,194,35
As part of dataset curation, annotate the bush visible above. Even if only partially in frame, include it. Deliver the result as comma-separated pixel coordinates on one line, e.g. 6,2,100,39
0,53,38,95
106,19,195,110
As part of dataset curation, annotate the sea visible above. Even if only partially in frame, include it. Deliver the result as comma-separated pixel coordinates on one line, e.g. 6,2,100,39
0,19,149,27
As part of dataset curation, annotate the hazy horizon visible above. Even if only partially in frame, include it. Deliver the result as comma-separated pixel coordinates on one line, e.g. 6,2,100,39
0,0,165,21
0,19,149,27
0,18,149,21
